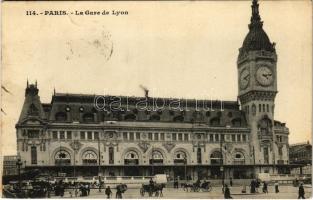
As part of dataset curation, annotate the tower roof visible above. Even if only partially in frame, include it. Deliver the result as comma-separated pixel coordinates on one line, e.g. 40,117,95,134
239,0,275,57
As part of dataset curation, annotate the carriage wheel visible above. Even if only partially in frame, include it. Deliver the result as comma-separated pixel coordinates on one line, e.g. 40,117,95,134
207,186,212,192
140,188,145,197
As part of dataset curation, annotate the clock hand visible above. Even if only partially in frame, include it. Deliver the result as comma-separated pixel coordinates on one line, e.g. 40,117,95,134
262,74,269,79
244,75,249,81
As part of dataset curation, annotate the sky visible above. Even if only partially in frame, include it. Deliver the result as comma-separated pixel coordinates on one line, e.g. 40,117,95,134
2,1,312,155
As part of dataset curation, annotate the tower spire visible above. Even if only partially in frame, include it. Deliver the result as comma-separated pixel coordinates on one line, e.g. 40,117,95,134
250,0,262,28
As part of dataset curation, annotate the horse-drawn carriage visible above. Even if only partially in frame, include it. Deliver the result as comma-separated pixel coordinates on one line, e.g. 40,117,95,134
182,181,212,192
140,183,165,197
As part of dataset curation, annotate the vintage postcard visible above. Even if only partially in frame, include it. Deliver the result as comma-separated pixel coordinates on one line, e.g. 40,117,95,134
1,0,312,199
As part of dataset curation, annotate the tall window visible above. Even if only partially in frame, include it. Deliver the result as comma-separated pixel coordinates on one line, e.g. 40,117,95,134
87,132,92,140
154,133,159,140
31,146,37,164
232,135,236,142
259,104,262,112
148,133,153,140
172,133,177,141
160,133,165,140
127,132,133,140
109,147,114,164
184,133,188,141
278,147,283,156
210,134,214,142
178,133,183,141
136,132,140,140
243,135,247,142
264,147,269,164
80,131,85,140
123,132,128,140
94,132,99,140
237,134,241,142
215,134,219,142
197,148,202,164
53,131,58,139
67,131,72,139
59,131,65,139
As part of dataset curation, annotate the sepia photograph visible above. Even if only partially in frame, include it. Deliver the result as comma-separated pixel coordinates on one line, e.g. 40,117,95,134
1,0,312,199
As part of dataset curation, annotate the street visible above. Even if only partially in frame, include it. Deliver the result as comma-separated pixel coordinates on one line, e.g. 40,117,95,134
57,185,312,199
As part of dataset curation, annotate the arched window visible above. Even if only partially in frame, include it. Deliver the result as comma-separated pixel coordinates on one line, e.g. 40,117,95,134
124,151,139,165
55,150,71,166
210,118,220,126
55,112,67,121
210,151,222,165
233,152,245,165
174,151,187,164
150,150,164,164
31,146,37,164
83,113,94,123
124,113,136,121
82,150,98,165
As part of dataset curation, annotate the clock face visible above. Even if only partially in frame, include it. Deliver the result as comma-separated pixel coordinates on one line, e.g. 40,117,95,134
256,66,274,86
239,69,250,89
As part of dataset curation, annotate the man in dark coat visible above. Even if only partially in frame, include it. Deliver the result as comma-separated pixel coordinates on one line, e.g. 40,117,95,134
105,186,112,199
224,184,232,199
298,183,305,199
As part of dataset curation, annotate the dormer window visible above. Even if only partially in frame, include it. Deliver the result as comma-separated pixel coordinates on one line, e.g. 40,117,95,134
55,112,67,121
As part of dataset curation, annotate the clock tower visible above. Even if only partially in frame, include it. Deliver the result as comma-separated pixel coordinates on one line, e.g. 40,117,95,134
238,0,278,169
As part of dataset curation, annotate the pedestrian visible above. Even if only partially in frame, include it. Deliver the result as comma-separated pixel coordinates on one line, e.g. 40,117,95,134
250,179,255,193
230,177,233,187
224,184,232,199
274,181,279,193
105,186,112,199
116,184,122,199
262,181,268,193
298,183,305,199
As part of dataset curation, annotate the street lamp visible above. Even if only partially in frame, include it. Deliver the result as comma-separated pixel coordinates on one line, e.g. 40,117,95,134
220,137,224,193
183,155,187,181
16,158,23,191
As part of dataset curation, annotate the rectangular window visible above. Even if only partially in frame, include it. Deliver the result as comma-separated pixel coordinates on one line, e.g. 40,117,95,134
148,132,153,140
53,131,58,139
28,130,39,138
136,132,140,140
215,134,219,142
278,147,283,156
210,134,214,142
80,131,85,140
160,133,165,140
87,132,92,140
178,133,183,141
154,133,159,140
94,132,99,140
184,133,188,141
172,133,177,141
67,131,72,139
59,131,65,139
221,134,225,141
123,132,128,140
129,132,134,141
243,135,246,142
237,134,241,142
31,146,37,164
232,134,236,142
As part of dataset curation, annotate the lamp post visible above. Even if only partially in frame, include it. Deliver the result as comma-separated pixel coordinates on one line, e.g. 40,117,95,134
16,158,23,191
98,134,102,192
220,137,224,193
183,156,187,181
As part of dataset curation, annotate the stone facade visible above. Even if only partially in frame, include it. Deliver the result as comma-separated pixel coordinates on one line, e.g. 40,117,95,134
15,0,290,180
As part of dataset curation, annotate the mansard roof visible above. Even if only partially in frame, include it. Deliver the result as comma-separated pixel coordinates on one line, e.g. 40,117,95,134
18,91,248,128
